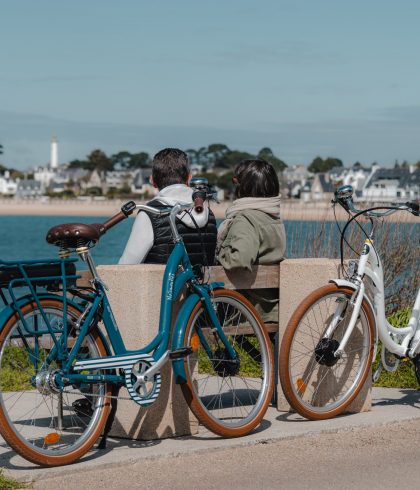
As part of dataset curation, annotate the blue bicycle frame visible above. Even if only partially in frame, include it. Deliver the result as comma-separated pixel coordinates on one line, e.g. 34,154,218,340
0,237,233,395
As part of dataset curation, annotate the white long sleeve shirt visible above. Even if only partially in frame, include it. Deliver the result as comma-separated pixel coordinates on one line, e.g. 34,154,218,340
118,184,210,264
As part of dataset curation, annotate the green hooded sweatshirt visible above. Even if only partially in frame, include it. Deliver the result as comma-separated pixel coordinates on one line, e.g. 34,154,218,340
217,209,286,322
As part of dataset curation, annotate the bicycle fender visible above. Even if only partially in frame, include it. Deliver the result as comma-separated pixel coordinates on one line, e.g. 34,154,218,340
0,294,113,356
171,293,201,384
329,279,378,356
171,282,224,384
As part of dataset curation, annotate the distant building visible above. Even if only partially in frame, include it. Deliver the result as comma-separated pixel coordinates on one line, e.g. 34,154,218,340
283,165,312,186
329,165,371,194
15,180,42,199
131,168,155,196
362,165,420,202
34,136,61,190
310,173,335,201
0,171,18,196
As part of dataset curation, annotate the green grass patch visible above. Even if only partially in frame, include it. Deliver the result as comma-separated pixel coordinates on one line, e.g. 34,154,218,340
373,308,419,389
198,335,265,377
0,469,29,490
0,346,35,392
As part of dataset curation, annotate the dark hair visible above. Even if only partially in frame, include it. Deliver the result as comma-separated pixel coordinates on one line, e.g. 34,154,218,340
234,159,279,198
152,148,190,190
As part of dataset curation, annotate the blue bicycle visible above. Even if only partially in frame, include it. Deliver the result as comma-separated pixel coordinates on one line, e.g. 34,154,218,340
0,195,274,466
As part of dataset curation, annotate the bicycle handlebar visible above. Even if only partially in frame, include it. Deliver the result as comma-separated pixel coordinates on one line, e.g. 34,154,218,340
333,185,419,218
99,198,207,236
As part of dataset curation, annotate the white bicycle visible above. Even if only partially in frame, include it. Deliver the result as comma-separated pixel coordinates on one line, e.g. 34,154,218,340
279,185,419,420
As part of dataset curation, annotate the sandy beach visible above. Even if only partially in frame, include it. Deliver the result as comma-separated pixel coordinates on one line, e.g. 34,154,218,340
0,198,417,223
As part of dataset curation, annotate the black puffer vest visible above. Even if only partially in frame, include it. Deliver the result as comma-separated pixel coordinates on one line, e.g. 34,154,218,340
143,199,217,266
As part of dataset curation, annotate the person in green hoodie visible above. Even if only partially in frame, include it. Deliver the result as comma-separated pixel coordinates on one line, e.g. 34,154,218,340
216,159,286,323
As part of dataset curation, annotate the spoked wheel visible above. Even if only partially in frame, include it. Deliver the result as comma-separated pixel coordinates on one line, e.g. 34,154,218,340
0,299,111,466
279,284,375,420
182,289,274,437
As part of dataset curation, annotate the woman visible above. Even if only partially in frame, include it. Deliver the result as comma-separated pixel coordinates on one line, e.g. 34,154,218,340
217,159,286,322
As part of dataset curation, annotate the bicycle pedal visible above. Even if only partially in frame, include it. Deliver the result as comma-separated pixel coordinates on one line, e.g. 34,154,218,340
169,347,193,359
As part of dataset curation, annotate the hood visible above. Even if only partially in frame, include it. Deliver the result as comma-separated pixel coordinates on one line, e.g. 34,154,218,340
155,184,209,229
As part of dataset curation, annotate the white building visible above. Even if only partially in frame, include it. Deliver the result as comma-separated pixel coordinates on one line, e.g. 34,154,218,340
283,165,312,186
330,165,372,193
0,171,18,196
362,166,420,202
15,180,42,199
34,136,60,189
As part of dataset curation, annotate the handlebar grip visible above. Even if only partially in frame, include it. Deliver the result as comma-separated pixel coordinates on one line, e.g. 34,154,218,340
192,190,206,213
406,201,420,216
194,197,204,213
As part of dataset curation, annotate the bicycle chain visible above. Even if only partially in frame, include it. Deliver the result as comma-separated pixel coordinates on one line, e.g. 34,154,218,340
61,389,133,401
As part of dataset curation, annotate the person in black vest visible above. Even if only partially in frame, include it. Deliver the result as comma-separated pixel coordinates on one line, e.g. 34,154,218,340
119,148,217,265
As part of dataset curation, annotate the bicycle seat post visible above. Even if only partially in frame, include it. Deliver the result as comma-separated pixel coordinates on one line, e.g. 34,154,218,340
76,245,108,290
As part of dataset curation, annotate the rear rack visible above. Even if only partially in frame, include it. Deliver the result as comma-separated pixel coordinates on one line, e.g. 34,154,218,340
0,257,80,307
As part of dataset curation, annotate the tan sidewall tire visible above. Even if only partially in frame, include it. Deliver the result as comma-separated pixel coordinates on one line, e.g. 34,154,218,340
181,289,274,437
0,299,111,466
279,283,375,420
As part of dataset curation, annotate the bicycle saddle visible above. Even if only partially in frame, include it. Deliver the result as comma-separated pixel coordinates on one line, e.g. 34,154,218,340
46,222,106,248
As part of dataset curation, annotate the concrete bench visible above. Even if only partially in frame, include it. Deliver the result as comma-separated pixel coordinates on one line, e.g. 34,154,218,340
78,259,371,440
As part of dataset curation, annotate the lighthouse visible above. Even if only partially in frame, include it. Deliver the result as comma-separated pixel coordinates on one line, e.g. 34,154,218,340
50,136,58,169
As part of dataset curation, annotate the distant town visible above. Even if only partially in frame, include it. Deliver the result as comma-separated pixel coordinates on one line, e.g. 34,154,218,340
0,138,419,203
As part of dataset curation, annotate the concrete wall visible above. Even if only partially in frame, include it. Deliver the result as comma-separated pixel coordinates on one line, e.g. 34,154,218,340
95,264,199,440
80,258,371,440
278,259,371,412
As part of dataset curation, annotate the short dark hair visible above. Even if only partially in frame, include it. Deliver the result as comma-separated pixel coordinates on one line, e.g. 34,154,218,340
152,148,190,190
234,159,279,198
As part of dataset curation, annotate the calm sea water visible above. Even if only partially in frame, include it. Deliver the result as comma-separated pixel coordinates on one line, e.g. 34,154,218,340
0,215,417,267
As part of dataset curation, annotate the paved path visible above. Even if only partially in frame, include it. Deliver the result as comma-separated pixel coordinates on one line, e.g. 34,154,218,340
1,387,420,487
33,418,420,490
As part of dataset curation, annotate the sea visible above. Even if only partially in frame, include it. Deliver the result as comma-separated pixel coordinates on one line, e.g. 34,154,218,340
0,215,418,267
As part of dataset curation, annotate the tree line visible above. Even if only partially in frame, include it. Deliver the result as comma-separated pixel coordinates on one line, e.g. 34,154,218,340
1,141,419,182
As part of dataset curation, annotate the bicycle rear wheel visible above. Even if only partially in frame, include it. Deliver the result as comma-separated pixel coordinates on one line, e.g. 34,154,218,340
0,298,111,466
279,284,375,420
181,289,274,437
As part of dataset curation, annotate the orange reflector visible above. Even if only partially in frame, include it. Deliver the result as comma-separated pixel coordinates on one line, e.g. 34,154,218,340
44,432,60,445
190,333,200,352
296,378,307,395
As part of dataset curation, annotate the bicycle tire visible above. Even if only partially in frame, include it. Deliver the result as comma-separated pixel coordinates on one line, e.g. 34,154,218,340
0,298,111,466
279,284,375,420
181,289,274,437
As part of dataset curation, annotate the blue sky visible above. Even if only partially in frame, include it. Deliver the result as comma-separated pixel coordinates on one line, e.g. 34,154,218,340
1,0,420,169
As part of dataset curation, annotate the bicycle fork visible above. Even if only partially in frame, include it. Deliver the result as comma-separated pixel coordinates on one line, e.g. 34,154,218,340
325,282,365,359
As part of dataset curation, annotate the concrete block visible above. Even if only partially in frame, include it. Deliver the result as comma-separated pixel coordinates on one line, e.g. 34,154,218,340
277,259,371,413
96,264,198,440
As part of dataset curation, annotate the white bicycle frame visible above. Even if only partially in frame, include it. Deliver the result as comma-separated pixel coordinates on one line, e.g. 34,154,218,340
327,236,420,360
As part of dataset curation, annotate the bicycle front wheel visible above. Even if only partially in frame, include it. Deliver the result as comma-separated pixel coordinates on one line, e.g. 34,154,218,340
181,289,274,437
279,284,375,420
0,298,111,466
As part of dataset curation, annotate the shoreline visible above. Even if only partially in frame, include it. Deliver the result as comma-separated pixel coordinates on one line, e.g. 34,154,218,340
0,199,417,223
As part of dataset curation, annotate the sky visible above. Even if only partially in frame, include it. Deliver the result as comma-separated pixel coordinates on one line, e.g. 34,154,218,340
1,0,420,170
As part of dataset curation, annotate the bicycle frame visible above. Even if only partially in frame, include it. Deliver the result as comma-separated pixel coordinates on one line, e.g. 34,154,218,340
36,241,232,394
328,237,420,359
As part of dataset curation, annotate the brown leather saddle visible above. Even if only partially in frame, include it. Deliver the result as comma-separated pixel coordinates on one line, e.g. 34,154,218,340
46,222,106,248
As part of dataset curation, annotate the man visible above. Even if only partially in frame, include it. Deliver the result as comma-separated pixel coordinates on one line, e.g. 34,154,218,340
119,148,217,265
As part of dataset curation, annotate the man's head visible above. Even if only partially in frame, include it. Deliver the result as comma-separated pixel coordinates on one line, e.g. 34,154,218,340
151,148,191,190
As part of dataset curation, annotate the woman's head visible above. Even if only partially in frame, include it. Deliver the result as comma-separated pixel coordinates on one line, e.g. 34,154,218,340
233,159,280,199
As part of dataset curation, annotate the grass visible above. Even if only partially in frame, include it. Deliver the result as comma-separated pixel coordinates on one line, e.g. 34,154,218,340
373,308,419,389
0,469,28,490
197,335,264,377
0,346,35,392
